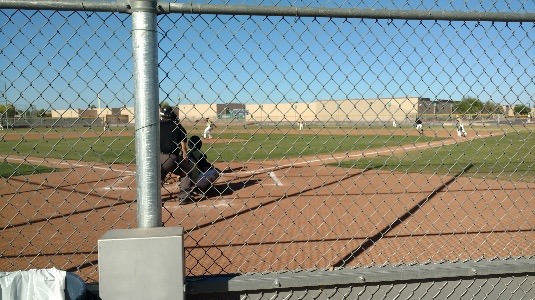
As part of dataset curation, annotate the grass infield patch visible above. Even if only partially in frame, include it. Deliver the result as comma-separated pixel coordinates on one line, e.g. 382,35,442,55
0,162,57,178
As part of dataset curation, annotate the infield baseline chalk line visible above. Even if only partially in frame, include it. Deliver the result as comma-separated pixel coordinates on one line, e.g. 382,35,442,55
165,199,231,209
101,175,135,190
223,133,494,178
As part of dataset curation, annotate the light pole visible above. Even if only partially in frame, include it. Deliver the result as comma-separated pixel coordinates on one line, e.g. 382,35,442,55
1,80,7,129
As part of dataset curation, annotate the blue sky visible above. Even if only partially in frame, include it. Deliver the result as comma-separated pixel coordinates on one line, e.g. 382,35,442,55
1,4,534,111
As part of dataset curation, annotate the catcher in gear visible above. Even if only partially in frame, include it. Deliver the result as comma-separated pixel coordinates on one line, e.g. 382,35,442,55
187,135,220,197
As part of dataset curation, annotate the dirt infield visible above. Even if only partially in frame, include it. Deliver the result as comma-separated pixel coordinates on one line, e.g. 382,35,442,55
0,128,533,283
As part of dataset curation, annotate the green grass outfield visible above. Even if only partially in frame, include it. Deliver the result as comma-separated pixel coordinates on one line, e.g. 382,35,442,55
1,128,533,182
0,133,441,164
330,131,534,182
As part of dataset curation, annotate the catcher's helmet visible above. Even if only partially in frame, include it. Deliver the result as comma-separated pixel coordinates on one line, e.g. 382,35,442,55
160,107,177,120
188,135,202,150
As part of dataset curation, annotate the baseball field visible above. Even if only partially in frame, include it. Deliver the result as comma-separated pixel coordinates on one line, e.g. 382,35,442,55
0,123,534,283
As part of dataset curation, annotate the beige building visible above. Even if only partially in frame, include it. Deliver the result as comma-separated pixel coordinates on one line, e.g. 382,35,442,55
51,107,134,124
246,97,426,124
50,97,432,125
49,98,534,128
51,108,91,119
175,103,217,122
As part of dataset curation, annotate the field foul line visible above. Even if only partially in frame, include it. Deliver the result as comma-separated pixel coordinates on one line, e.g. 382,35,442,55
0,156,135,175
164,199,231,208
224,134,494,177
99,175,136,191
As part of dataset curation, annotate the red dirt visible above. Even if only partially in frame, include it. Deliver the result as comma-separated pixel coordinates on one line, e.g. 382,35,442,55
0,128,533,283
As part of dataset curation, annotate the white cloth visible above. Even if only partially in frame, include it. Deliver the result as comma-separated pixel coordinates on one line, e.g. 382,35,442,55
0,268,66,300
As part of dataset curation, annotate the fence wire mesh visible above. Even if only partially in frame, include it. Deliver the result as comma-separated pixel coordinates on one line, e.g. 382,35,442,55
0,1,534,292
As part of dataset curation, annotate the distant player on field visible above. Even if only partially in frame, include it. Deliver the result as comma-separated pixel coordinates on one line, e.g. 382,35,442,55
203,118,216,140
456,118,467,137
415,117,423,135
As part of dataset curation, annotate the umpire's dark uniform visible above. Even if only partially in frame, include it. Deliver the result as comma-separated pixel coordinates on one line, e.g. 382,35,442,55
160,116,189,182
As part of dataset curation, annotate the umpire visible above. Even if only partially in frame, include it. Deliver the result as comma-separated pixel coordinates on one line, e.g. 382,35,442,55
160,107,192,198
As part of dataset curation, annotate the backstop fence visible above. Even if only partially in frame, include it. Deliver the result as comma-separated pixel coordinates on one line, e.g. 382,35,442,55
1,1,534,298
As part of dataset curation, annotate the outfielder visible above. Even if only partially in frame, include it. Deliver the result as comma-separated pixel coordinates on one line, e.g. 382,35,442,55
456,118,467,137
415,117,423,135
103,121,110,133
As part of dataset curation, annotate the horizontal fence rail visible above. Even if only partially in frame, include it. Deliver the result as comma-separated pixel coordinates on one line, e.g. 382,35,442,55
1,1,535,22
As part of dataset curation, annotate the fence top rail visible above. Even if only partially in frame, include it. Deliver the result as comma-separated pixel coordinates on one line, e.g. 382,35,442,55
1,1,535,22
168,3,535,22
0,0,125,12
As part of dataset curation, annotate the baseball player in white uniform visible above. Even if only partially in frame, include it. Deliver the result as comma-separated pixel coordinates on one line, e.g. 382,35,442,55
203,118,216,139
456,119,467,137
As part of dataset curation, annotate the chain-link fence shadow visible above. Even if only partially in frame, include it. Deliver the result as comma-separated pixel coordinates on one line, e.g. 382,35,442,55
1,2,534,297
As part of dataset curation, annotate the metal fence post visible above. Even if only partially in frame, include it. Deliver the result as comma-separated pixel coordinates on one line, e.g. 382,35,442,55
132,0,161,228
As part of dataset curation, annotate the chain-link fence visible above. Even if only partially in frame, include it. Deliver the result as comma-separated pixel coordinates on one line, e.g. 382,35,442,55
1,0,534,296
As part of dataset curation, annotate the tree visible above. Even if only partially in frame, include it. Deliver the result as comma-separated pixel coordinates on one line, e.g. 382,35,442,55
6,104,17,117
160,101,171,109
454,96,484,115
0,104,16,116
482,101,504,115
513,104,531,116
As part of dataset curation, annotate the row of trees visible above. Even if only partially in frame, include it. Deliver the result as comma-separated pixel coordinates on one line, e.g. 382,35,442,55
0,104,51,118
455,97,531,116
